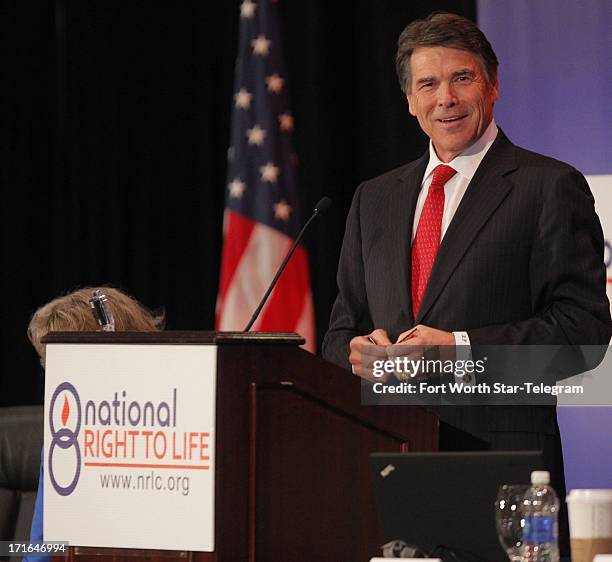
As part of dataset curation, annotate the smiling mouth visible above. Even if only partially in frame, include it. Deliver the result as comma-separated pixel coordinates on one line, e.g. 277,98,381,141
438,115,467,123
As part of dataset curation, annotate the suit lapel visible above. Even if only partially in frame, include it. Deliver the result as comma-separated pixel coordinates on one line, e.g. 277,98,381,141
415,132,518,323
390,153,429,325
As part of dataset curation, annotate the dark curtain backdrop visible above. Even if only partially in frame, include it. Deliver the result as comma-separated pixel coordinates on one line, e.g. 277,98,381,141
2,0,475,406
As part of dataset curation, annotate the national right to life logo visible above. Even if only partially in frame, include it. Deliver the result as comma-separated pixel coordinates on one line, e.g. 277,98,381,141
48,381,82,496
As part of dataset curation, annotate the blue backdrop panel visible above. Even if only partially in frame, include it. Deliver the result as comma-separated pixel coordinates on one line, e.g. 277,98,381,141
478,0,612,175
478,0,612,491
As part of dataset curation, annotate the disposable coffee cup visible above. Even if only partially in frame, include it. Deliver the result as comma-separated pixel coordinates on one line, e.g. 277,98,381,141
566,489,612,562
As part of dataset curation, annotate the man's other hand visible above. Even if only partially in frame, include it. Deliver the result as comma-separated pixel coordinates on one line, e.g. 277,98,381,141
396,324,455,346
349,328,391,379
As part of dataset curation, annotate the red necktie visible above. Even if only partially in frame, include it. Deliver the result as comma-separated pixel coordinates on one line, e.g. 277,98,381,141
411,164,457,316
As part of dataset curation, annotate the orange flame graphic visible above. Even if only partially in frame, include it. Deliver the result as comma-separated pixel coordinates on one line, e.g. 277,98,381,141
61,395,70,426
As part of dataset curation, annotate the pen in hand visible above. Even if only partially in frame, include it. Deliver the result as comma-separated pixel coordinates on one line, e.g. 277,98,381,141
396,327,418,344
366,328,418,345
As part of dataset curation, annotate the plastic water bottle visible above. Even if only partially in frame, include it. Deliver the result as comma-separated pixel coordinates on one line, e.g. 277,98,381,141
521,470,560,562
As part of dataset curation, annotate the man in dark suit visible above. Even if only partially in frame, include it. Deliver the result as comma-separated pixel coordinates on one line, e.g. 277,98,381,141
322,12,610,555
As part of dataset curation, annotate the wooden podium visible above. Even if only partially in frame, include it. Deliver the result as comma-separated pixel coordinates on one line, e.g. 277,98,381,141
43,331,439,562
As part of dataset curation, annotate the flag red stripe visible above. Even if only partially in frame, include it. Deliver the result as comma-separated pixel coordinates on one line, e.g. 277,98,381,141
257,244,310,331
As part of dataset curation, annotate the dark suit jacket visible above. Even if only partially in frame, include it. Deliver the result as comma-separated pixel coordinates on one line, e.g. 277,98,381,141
322,131,611,438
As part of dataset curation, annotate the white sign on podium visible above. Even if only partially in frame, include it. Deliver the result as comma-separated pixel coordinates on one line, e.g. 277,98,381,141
43,343,217,552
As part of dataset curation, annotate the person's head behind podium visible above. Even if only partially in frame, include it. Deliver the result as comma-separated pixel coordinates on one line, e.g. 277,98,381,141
28,286,164,367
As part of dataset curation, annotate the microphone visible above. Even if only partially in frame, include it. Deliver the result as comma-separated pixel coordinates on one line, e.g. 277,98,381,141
243,196,332,332
312,196,332,216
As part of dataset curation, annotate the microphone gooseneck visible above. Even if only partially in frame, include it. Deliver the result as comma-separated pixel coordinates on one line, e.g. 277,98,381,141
243,197,332,332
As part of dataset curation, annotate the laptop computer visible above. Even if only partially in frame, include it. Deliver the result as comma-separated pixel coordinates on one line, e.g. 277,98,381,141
370,451,545,561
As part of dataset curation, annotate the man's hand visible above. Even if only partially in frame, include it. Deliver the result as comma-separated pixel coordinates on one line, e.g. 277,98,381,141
389,325,457,379
349,328,392,380
396,324,454,346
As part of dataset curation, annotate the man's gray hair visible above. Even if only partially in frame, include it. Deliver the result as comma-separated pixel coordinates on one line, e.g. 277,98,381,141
396,12,499,95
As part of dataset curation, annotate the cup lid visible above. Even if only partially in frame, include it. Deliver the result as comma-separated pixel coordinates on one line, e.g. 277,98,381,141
566,489,612,502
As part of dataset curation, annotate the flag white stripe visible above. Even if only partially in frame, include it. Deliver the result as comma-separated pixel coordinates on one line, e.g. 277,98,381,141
218,222,292,331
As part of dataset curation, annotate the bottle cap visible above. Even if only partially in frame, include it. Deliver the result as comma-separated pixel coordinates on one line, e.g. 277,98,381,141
531,470,550,485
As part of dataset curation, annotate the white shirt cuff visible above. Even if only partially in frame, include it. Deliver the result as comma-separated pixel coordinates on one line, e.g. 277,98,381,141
453,331,471,347
452,331,474,383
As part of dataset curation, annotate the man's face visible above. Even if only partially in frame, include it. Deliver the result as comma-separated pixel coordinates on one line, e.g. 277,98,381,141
407,46,498,162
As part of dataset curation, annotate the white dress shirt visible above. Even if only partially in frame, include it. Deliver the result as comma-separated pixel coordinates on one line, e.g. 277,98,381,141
413,119,499,241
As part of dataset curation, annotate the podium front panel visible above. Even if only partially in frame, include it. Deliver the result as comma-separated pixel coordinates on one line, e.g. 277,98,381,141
44,344,217,552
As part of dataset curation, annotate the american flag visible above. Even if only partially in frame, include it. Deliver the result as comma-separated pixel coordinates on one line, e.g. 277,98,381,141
216,0,315,351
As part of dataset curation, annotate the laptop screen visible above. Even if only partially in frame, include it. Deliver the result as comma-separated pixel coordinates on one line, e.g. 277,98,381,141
369,451,545,561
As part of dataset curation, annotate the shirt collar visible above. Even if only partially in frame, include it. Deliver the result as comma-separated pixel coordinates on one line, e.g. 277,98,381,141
423,119,498,184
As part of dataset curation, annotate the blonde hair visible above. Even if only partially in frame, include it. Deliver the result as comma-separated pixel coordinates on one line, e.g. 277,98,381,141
28,286,164,366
